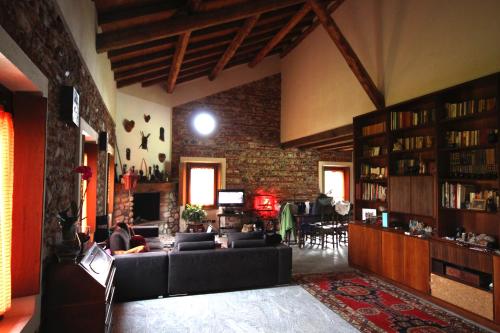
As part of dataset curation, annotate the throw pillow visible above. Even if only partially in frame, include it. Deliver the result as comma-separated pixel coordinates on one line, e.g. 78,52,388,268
177,241,216,251
130,235,149,251
113,245,145,255
241,224,254,232
227,231,263,245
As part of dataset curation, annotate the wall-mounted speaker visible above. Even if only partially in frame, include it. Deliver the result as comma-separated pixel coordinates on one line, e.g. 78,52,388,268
99,131,108,151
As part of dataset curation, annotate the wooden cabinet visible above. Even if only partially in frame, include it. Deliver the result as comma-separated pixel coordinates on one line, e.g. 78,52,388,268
348,223,381,274
389,176,434,217
404,236,430,293
494,256,500,324
389,176,411,213
45,244,115,333
381,231,404,282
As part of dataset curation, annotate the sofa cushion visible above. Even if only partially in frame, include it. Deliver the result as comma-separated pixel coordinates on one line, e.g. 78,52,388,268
175,232,215,244
227,231,263,245
231,239,266,248
178,241,216,251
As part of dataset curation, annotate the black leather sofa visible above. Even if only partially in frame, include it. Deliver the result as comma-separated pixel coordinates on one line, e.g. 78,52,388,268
113,229,292,301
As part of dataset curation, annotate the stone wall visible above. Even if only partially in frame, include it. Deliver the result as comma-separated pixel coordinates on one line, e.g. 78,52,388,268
113,183,180,235
0,0,115,257
172,74,351,205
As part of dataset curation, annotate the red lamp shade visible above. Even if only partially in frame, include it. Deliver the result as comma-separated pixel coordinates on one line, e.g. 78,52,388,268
253,195,275,211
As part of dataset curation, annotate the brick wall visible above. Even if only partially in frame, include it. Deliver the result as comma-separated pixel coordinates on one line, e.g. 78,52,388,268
172,74,351,206
0,0,115,257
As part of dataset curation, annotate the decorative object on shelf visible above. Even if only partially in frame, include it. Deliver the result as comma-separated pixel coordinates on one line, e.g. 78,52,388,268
122,166,139,191
470,199,486,211
182,204,207,224
139,131,150,150
158,153,166,163
125,148,130,160
144,114,151,122
55,166,92,263
487,129,498,144
122,119,135,132
159,127,165,141
60,86,80,127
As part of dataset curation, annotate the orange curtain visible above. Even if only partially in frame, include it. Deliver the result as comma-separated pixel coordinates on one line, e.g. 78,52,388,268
0,106,14,315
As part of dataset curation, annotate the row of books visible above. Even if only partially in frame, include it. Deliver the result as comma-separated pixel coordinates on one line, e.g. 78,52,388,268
360,163,387,179
441,182,499,210
360,183,387,201
393,159,427,176
449,149,497,178
392,135,433,152
390,109,435,130
362,145,388,157
445,130,484,148
362,121,386,136
444,97,496,119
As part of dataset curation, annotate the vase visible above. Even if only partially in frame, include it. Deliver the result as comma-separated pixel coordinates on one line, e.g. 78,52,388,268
55,223,81,263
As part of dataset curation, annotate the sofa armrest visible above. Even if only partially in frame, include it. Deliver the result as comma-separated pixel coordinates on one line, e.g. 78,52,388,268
113,251,168,301
132,225,159,238
276,244,292,285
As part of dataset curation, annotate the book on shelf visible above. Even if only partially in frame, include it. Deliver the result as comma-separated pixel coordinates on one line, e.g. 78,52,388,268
360,163,387,180
362,145,387,157
390,109,435,130
441,182,499,210
392,135,433,152
449,148,497,179
359,183,387,201
362,121,386,136
445,129,497,148
444,97,496,119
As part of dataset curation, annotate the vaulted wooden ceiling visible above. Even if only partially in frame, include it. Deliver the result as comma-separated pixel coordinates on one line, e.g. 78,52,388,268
94,0,344,92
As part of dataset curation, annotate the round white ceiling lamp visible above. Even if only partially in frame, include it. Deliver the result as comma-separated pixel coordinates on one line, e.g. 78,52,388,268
193,112,216,135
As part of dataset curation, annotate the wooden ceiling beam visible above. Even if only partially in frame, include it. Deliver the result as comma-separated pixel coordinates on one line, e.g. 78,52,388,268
209,15,259,81
249,2,311,68
308,0,385,110
296,135,353,149
281,124,352,148
96,0,307,52
317,143,353,151
167,32,191,93
107,7,300,62
308,138,353,150
98,2,180,31
281,0,344,58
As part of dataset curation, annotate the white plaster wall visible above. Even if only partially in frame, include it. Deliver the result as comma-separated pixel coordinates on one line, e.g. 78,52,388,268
281,0,500,142
115,91,172,176
55,0,117,119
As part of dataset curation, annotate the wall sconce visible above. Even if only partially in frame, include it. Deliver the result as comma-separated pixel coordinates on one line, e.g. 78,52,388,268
0,106,14,316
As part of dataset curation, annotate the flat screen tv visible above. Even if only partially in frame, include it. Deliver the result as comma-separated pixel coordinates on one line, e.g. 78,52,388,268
217,189,244,207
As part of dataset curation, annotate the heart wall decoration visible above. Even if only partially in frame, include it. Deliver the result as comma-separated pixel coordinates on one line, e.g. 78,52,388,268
123,119,135,132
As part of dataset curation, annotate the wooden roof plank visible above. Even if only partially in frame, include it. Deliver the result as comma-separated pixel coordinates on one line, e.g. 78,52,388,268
249,2,311,68
167,32,192,93
281,124,353,148
209,15,260,80
281,0,344,58
308,0,385,110
96,0,307,52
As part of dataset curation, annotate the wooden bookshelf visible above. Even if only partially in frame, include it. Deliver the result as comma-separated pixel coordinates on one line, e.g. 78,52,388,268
354,72,500,240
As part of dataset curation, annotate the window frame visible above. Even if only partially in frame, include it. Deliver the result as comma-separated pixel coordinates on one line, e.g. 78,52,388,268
323,166,350,201
186,162,219,209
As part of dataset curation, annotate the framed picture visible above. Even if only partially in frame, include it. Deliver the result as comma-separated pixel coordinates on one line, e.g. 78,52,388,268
470,199,486,211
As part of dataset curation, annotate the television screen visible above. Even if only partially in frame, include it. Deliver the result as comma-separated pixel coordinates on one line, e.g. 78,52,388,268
217,190,244,207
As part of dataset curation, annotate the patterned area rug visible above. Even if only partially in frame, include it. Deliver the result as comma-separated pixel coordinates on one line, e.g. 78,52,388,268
294,272,489,333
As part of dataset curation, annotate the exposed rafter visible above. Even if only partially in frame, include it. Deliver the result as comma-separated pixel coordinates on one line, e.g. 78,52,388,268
308,0,385,110
96,0,307,52
167,32,191,93
280,0,344,58
249,2,311,68
209,15,259,80
281,124,353,149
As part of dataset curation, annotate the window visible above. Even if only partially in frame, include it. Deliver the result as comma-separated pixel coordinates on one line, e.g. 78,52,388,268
186,163,219,208
323,167,350,201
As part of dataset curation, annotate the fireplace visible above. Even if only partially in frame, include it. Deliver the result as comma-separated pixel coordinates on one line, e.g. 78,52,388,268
133,192,160,222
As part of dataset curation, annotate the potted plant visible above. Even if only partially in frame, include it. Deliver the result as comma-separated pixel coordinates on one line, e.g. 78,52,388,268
182,204,207,224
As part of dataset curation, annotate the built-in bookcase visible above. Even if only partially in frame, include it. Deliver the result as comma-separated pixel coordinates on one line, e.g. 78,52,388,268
354,72,500,241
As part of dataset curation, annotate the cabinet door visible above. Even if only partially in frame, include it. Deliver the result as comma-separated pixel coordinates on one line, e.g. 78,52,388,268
381,231,404,283
494,255,500,323
365,227,382,274
404,236,430,293
411,176,434,217
389,176,411,213
348,224,364,268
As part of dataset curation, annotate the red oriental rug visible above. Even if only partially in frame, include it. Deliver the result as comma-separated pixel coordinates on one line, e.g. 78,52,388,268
294,272,489,333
